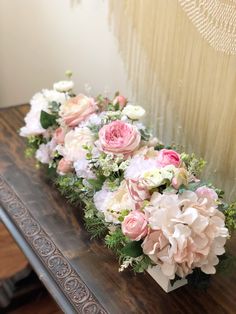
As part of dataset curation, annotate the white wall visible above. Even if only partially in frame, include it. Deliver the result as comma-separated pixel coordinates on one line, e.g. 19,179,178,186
0,0,129,107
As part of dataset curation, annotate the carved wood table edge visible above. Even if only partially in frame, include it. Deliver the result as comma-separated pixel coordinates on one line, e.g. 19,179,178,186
0,175,107,314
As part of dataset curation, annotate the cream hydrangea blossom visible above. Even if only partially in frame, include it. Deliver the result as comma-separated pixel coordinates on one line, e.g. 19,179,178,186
142,191,229,279
94,181,136,224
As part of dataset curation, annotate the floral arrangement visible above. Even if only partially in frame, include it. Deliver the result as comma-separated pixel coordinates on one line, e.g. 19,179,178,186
20,76,236,288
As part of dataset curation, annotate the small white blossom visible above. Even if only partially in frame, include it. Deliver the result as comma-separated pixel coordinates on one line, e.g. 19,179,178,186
53,80,74,93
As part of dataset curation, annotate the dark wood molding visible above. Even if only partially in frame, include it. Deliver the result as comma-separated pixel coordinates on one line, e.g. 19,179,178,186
0,175,107,314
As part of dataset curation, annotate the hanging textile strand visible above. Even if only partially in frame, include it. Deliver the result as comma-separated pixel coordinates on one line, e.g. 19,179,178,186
178,0,236,55
108,0,236,202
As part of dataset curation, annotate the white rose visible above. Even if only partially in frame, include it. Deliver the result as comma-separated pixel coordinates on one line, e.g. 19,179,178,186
62,127,94,162
53,80,74,93
122,104,146,120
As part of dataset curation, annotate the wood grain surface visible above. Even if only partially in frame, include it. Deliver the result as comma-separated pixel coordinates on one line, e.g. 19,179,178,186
0,105,236,314
0,222,28,279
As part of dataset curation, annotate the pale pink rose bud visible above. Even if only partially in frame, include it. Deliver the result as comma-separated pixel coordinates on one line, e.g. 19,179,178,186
147,137,159,147
157,149,181,168
172,168,188,189
113,95,127,109
122,210,148,241
98,120,141,156
59,94,97,127
57,158,73,175
53,127,65,144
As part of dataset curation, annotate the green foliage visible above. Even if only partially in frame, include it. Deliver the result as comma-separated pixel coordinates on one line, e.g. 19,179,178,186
140,128,152,141
224,202,236,233
48,101,61,115
55,174,84,205
84,215,108,239
216,253,236,275
87,176,106,192
25,135,45,158
181,152,206,177
45,165,57,180
132,255,153,273
83,199,108,239
179,181,204,194
40,110,58,129
121,240,143,258
155,143,165,151
105,228,128,253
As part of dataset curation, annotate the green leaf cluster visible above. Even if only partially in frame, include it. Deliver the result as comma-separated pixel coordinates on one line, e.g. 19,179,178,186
84,214,108,239
140,128,152,141
224,202,236,233
121,240,143,258
105,228,128,253
181,152,206,176
40,110,58,129
54,174,84,205
132,255,153,273
48,101,61,115
25,135,45,158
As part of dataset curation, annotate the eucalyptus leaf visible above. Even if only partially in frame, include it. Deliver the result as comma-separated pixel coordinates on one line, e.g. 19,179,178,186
121,241,143,258
40,110,57,129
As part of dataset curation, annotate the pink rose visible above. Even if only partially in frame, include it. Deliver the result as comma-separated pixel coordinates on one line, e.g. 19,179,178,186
157,149,181,168
59,94,97,127
113,95,127,109
57,158,73,175
122,210,148,241
53,127,66,144
98,120,141,155
142,230,170,264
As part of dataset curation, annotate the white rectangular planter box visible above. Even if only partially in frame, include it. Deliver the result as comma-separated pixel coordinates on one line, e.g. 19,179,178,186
147,265,187,292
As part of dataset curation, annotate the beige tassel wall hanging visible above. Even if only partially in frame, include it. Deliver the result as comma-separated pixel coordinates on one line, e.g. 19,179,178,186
108,0,236,201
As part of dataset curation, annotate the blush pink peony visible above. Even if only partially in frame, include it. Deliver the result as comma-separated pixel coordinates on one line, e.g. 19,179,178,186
157,149,181,168
98,120,141,155
62,127,95,162
122,210,148,241
57,158,73,175
53,127,66,144
59,94,97,127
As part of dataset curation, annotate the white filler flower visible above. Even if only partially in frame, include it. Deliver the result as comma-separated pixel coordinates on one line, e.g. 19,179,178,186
53,80,74,92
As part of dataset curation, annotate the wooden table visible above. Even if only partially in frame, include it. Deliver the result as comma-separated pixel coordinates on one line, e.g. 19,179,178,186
0,105,236,314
